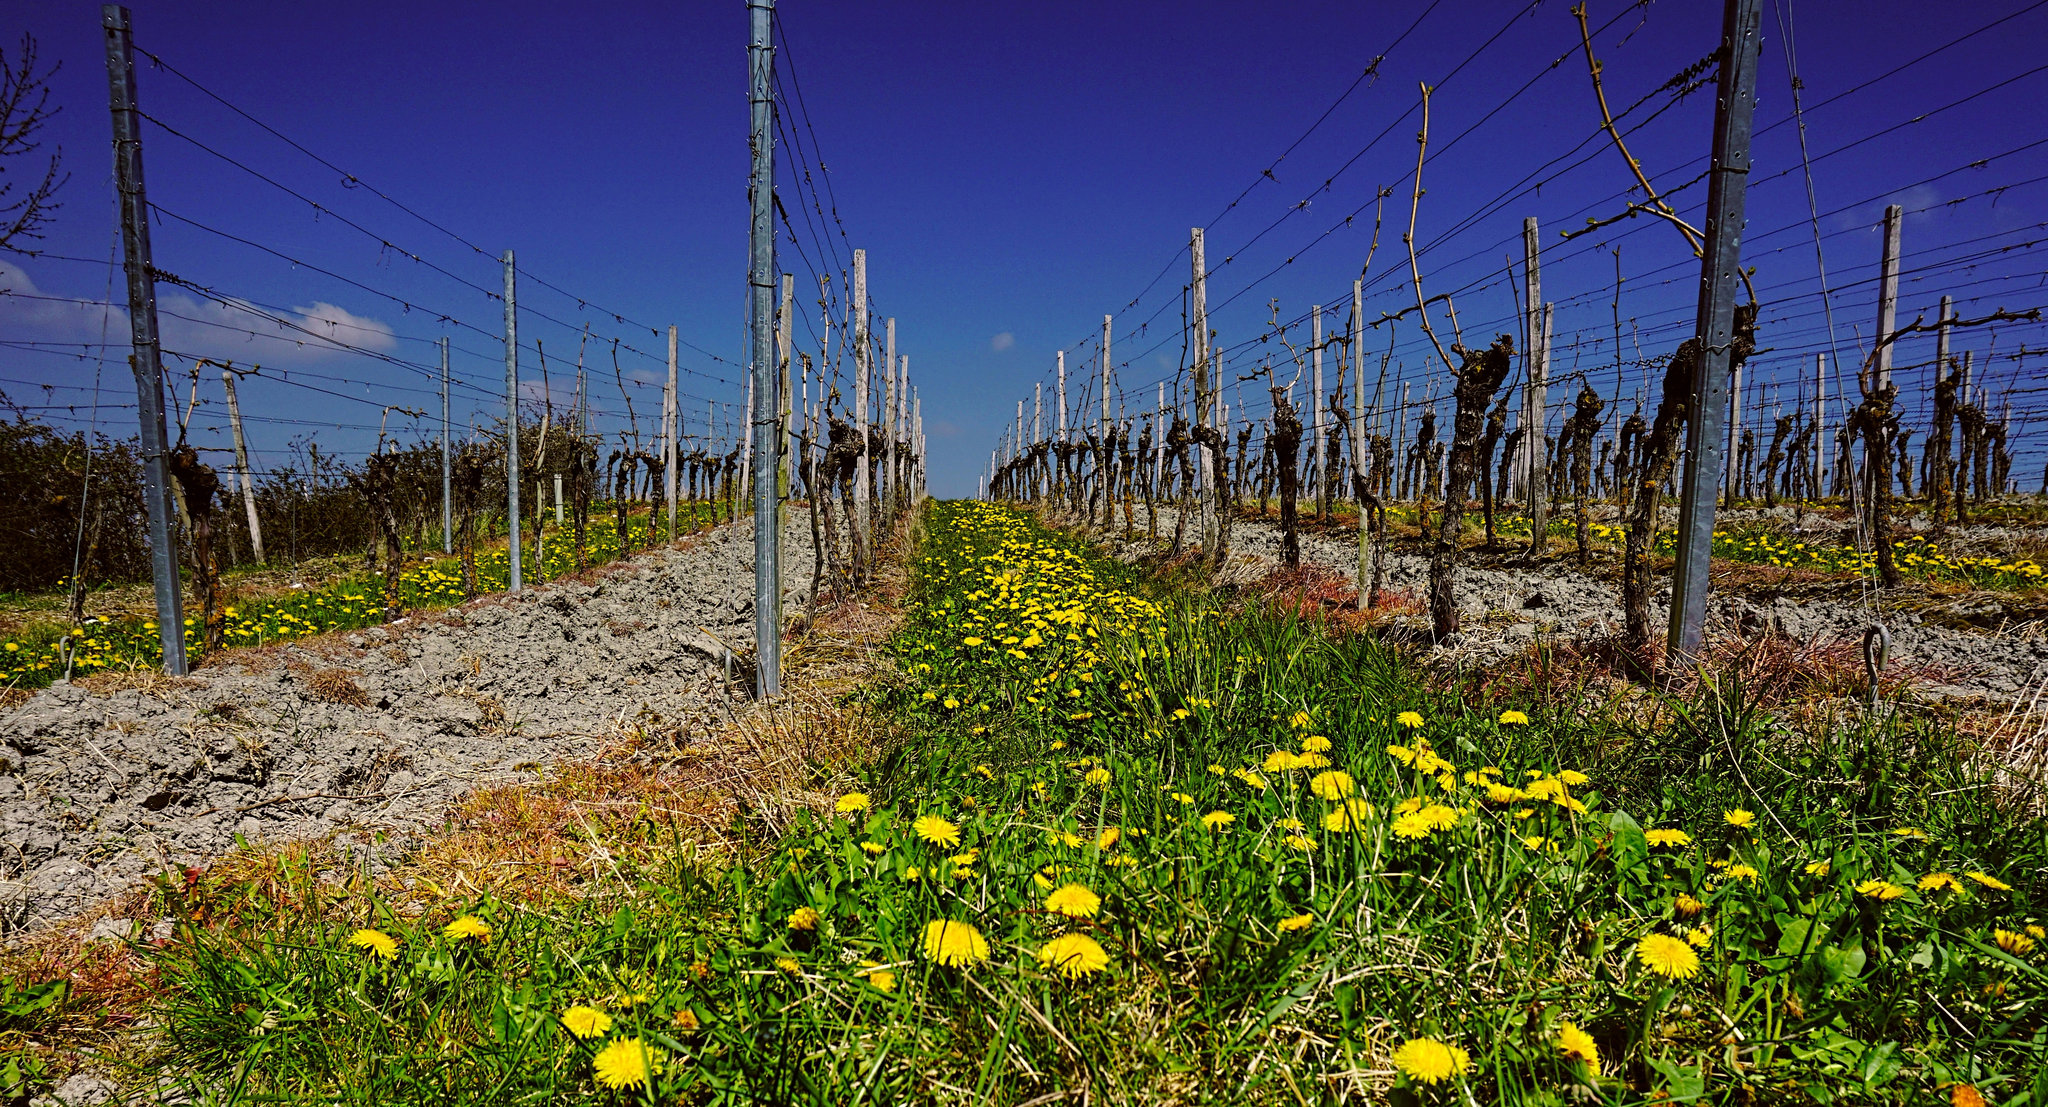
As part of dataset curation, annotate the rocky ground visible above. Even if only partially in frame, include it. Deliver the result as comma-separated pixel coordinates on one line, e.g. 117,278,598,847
1107,504,2048,703
0,518,817,934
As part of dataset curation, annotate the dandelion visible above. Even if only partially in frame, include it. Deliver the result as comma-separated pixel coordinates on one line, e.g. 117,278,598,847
1324,798,1372,833
1044,883,1101,919
1289,710,1313,730
1201,810,1236,830
1674,893,1704,917
857,961,897,993
1645,828,1691,848
1097,826,1122,850
859,841,886,856
1301,735,1332,752
835,792,871,813
921,919,991,968
442,915,492,944
1993,928,2036,956
348,928,399,961
788,906,821,931
1084,767,1112,787
591,1036,664,1091
672,1008,702,1032
1498,709,1530,726
1284,834,1318,852
1396,711,1425,729
1558,769,1590,786
1965,871,2012,891
1556,1020,1599,1070
1891,826,1928,840
1037,933,1110,980
1856,879,1908,902
1636,933,1701,980
561,1005,613,1039
1309,770,1355,801
1278,913,1315,933
1803,859,1832,877
1918,872,1964,895
914,815,962,849
1391,1037,1471,1085
1723,809,1756,830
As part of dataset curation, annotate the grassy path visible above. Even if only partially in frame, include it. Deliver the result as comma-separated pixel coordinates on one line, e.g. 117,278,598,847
9,501,2043,1104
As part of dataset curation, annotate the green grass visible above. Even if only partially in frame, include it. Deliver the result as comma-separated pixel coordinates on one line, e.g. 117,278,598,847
27,500,2046,1104
0,501,728,690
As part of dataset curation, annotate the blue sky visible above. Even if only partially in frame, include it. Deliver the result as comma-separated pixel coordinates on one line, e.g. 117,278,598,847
5,0,2046,498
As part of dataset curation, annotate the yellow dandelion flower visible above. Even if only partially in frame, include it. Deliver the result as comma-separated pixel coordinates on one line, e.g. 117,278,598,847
1558,769,1590,786
672,1008,701,1032
1856,879,1908,902
1084,767,1112,786
857,961,897,993
1392,1037,1470,1085
1965,871,2012,891
1278,913,1315,933
1289,710,1313,730
1556,1020,1599,1070
788,906,821,931
1674,893,1705,917
561,1005,612,1039
1918,872,1964,895
1803,859,1832,877
348,928,399,961
1686,924,1714,948
591,1036,664,1091
835,792,870,813
1097,826,1121,850
859,841,886,856
1201,810,1236,830
913,815,962,849
1891,826,1927,840
1498,709,1530,726
1645,828,1691,848
1284,834,1318,852
1396,711,1425,729
921,919,990,967
1037,933,1110,979
442,915,492,944
1301,735,1332,752
1044,883,1101,919
1636,933,1701,979
1994,928,2036,956
1310,770,1355,801
1723,809,1756,830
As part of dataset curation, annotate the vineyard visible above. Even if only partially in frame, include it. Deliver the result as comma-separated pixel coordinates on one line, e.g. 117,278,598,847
5,0,2048,1104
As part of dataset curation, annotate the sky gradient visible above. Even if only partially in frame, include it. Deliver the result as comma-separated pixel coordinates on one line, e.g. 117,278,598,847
5,0,2046,498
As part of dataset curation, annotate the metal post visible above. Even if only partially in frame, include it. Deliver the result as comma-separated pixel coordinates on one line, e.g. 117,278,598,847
503,249,522,591
851,249,870,548
220,367,264,564
747,0,781,697
103,5,186,674
1522,217,1549,546
1191,228,1214,545
440,337,452,552
665,326,679,539
1668,0,1762,660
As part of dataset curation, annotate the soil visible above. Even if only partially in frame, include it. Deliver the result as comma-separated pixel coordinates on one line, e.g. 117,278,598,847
1110,505,2048,703
0,518,817,933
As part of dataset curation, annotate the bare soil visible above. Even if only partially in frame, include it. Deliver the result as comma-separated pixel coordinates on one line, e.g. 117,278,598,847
0,518,816,933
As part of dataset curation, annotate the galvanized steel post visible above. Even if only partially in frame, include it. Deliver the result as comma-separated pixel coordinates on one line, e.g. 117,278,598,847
748,0,782,698
1668,0,1763,661
103,5,187,674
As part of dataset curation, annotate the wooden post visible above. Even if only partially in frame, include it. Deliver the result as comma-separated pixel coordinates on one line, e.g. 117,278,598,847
1312,304,1325,515
440,336,452,552
1351,279,1371,606
884,317,897,515
1724,361,1742,507
778,273,793,501
1812,353,1825,497
220,366,264,564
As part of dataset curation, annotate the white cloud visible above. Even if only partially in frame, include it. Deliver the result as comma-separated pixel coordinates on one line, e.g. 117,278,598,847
0,258,400,367
990,331,1015,352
